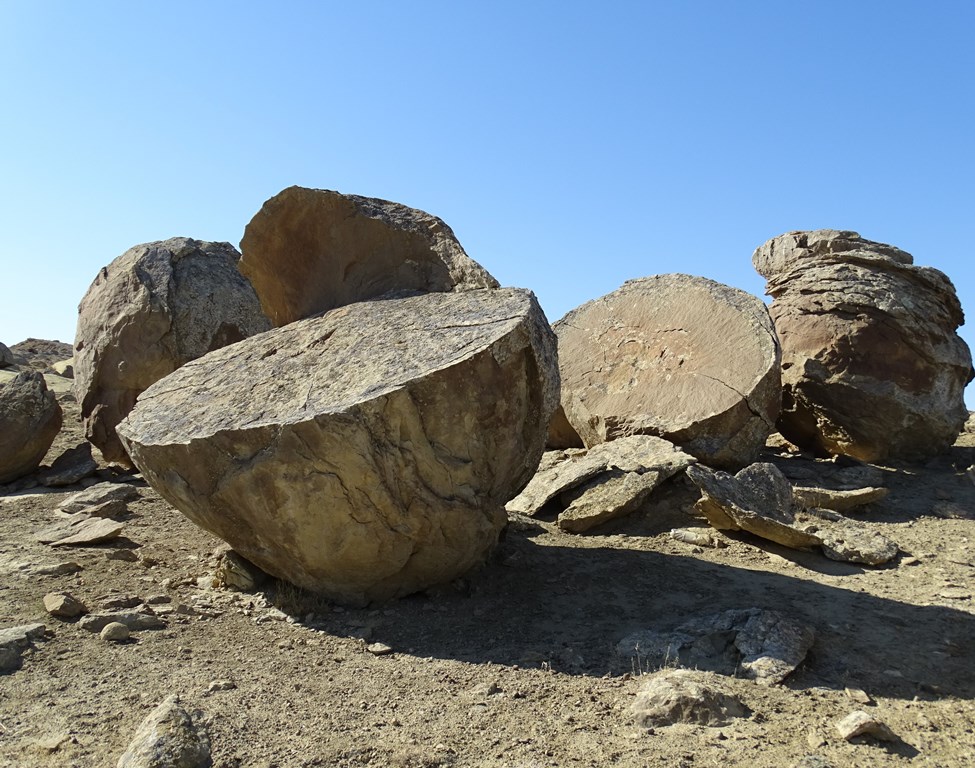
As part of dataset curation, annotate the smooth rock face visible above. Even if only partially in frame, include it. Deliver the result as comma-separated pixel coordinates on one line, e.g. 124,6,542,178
0,371,63,483
117,289,559,604
555,274,781,469
116,695,211,768
74,238,271,466
753,229,974,461
239,186,499,326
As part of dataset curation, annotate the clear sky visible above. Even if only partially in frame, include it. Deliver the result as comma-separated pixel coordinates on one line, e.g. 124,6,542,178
1,2,972,406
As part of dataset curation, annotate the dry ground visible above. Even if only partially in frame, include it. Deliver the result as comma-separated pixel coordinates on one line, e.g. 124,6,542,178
1,370,973,768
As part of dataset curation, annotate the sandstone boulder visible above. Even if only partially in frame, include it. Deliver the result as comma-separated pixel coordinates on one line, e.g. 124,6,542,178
554,274,781,469
117,288,558,604
74,238,271,466
239,186,499,326
0,371,63,483
753,229,974,461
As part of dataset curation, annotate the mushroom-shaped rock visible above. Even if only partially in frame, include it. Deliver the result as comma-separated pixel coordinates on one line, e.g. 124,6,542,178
117,288,558,605
239,186,500,326
0,371,63,483
74,238,271,466
554,274,781,469
753,229,974,462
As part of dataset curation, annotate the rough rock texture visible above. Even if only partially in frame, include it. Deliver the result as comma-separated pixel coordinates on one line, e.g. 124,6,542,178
117,289,559,605
0,342,12,368
554,274,781,469
545,405,584,449
43,592,87,619
239,186,499,327
753,229,974,461
0,623,46,674
38,443,98,487
630,669,749,727
835,710,898,742
791,485,888,512
0,371,63,483
116,695,212,768
74,238,271,466
9,339,73,372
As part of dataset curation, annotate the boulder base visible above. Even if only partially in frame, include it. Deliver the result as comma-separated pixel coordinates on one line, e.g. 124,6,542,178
117,289,558,604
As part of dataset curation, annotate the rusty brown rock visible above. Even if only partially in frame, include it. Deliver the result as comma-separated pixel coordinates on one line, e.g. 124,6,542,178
239,186,499,327
754,229,974,462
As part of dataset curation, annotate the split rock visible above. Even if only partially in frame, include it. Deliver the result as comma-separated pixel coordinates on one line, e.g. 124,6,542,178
239,186,499,326
554,274,781,469
75,237,271,466
59,482,140,514
754,229,974,461
116,695,211,768
0,371,63,483
117,288,558,605
631,669,749,727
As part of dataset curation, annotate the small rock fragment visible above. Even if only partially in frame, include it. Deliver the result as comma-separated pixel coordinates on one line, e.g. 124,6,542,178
34,514,124,546
792,485,888,512
43,591,87,619
79,612,164,633
106,549,140,563
367,642,393,656
207,679,236,693
116,694,211,768
630,669,749,727
844,687,872,705
214,549,268,592
670,528,727,548
59,482,140,514
30,561,83,577
816,521,898,566
0,623,46,673
100,622,131,642
835,710,897,742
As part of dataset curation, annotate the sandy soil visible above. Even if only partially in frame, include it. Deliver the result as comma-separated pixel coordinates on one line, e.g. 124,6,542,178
1,367,974,768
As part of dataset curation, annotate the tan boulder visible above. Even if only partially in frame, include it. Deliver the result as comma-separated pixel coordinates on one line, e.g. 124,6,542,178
117,288,558,605
0,371,62,483
74,238,271,466
554,274,781,469
239,186,499,326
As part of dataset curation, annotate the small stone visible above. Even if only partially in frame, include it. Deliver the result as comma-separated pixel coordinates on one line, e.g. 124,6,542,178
367,642,393,656
116,694,211,768
145,595,171,605
215,549,268,592
100,622,130,642
670,528,727,548
99,595,142,610
31,561,83,577
631,669,749,727
106,549,139,563
844,687,872,705
805,731,826,749
792,757,833,768
43,592,87,619
207,679,236,693
835,710,897,742
79,611,164,633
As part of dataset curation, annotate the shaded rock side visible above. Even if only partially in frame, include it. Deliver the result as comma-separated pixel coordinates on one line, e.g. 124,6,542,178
117,289,559,605
74,238,272,466
0,371,63,483
753,229,974,462
239,186,500,327
554,274,781,469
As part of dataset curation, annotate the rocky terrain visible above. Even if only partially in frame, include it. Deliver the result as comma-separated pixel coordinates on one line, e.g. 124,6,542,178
1,349,974,767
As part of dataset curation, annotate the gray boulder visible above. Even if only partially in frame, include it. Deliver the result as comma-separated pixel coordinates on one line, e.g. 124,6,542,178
117,288,558,605
0,371,62,483
74,238,271,466
754,229,974,461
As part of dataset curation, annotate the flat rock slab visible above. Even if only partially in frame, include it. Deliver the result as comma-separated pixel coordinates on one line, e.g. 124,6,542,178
631,669,749,727
618,609,814,685
240,186,499,326
792,485,888,512
554,274,781,469
59,482,141,514
117,289,558,605
34,515,124,546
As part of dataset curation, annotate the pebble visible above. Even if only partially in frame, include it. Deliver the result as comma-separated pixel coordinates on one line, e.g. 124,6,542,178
43,591,87,619
207,679,237,693
367,642,393,656
100,622,130,642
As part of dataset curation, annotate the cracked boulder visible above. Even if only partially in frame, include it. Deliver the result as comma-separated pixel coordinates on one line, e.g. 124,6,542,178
239,186,499,327
754,229,974,462
75,238,271,466
554,274,781,469
117,288,558,605
0,371,62,483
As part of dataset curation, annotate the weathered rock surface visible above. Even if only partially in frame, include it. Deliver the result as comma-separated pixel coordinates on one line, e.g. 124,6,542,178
59,482,140,514
791,485,887,512
618,609,814,685
554,274,781,469
0,371,63,483
78,611,165,633
835,710,897,742
116,695,211,768
754,229,974,461
43,592,87,619
117,288,558,604
239,186,499,326
0,342,12,368
38,443,98,487
0,623,46,673
630,669,749,727
74,237,271,466
34,514,124,546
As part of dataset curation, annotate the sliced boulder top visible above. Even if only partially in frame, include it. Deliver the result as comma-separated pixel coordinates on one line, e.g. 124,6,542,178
117,288,558,605
0,371,62,484
74,238,271,467
753,229,973,462
554,274,781,469
239,186,500,326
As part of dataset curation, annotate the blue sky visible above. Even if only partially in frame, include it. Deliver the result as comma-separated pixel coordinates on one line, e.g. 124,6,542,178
1,2,972,405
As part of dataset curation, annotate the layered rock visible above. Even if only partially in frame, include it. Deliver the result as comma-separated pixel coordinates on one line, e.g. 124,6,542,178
0,371,62,483
117,289,558,604
554,274,781,468
239,186,499,326
74,238,271,466
753,229,974,461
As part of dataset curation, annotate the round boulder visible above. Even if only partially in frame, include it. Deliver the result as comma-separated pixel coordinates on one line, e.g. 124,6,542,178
554,274,781,469
753,229,974,461
74,238,272,466
239,186,500,326
117,288,558,604
0,371,63,483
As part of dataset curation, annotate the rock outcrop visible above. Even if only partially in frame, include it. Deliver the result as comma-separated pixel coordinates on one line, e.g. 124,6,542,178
117,288,558,605
0,372,63,483
554,274,781,469
239,186,499,326
74,238,271,466
753,229,974,461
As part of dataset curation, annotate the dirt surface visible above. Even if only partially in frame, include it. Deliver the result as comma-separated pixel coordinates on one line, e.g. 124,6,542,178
2,365,974,767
